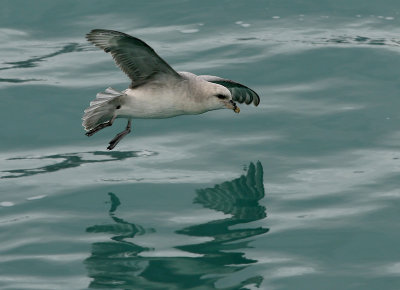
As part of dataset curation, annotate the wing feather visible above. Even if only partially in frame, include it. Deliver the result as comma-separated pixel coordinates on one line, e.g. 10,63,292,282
86,29,181,88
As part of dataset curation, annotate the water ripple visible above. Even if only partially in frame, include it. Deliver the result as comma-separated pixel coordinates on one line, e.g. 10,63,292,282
1,150,157,179
0,43,87,71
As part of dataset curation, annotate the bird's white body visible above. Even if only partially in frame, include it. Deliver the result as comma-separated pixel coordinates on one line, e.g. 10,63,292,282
117,72,226,119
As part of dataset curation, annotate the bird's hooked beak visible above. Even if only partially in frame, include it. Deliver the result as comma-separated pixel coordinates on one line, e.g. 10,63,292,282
226,100,240,113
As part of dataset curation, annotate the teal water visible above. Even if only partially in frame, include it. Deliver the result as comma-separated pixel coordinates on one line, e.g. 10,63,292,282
1,1,400,289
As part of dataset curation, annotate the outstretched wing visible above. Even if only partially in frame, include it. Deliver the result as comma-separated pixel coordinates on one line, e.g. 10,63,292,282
86,29,181,88
199,75,260,106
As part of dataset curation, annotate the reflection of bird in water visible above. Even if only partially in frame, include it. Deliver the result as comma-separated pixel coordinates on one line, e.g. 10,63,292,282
84,161,267,289
83,29,260,150
86,193,154,243
177,161,267,265
195,161,265,222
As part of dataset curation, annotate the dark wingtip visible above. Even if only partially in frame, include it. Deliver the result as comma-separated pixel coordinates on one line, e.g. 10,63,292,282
239,84,260,107
253,92,260,106
86,29,98,39
85,29,97,43
85,29,114,53
85,29,109,41
87,28,105,35
248,88,260,106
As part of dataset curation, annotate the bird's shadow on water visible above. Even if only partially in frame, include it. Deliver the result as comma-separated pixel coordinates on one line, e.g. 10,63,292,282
84,161,268,289
1,150,157,179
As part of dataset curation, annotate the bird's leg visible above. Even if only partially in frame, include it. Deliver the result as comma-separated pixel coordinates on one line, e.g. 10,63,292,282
107,119,132,150
85,115,117,137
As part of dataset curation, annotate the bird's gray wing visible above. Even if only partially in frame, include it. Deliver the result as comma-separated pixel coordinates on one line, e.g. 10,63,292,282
199,75,260,106
86,29,181,88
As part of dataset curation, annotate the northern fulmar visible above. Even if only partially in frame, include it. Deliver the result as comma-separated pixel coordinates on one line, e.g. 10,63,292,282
83,29,260,150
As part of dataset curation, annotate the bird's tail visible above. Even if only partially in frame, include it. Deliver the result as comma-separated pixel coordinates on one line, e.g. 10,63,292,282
82,87,124,131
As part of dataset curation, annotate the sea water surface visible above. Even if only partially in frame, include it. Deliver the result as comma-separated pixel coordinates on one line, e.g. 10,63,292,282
1,1,400,289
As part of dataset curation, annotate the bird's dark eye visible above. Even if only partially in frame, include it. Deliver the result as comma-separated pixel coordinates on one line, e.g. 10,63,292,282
216,94,227,100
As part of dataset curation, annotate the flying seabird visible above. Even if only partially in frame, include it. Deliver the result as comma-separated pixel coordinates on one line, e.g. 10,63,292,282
83,29,260,150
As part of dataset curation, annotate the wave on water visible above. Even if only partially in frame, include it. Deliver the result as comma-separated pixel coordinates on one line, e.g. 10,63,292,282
1,15,399,86
0,43,87,71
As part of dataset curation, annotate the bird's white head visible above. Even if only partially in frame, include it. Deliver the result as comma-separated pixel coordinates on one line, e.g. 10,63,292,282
204,83,240,113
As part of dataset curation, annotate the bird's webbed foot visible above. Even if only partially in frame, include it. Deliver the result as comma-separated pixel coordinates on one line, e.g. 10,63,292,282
107,119,132,150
